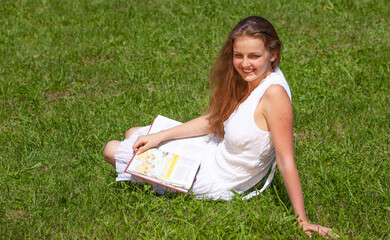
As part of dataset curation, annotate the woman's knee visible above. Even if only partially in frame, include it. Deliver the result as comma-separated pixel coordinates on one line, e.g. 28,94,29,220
103,140,120,163
125,127,142,139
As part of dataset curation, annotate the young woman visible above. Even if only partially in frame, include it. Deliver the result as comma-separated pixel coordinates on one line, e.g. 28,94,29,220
104,16,337,238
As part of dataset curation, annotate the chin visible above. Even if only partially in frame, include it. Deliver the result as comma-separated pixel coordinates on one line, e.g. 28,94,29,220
242,75,259,82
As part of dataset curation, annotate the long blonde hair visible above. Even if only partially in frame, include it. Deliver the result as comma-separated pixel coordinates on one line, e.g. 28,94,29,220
207,16,283,139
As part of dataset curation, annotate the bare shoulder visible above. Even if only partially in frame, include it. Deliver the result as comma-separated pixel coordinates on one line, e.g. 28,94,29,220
263,84,289,99
261,84,293,131
262,84,291,108
256,84,292,131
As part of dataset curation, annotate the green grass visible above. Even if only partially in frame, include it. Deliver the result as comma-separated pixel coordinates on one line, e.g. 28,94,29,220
1,0,389,239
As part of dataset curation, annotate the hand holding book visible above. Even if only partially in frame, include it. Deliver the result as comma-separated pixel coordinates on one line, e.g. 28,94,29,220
133,132,164,154
124,115,211,193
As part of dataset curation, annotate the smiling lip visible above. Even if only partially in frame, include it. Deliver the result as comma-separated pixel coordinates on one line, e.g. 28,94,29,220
242,69,254,74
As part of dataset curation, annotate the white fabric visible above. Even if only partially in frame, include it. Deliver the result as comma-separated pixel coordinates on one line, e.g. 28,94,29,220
114,68,291,200
241,160,277,200
190,68,291,200
115,125,173,194
115,126,150,182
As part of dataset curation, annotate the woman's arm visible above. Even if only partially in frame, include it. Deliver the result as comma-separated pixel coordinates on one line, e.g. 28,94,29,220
261,85,337,239
133,114,211,154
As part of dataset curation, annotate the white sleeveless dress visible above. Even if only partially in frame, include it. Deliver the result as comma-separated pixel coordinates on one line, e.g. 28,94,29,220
114,68,291,200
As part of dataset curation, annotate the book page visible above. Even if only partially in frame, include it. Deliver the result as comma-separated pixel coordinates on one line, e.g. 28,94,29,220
148,115,182,134
125,115,216,193
149,115,210,162
127,148,198,189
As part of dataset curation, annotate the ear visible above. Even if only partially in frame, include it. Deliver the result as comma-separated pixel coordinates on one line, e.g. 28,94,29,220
270,50,278,62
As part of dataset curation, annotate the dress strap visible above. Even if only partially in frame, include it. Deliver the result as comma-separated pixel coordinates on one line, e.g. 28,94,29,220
241,160,277,200
253,68,292,102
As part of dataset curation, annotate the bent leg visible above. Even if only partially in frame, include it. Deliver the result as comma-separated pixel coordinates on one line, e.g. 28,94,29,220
104,127,143,168
125,127,142,139
103,140,121,167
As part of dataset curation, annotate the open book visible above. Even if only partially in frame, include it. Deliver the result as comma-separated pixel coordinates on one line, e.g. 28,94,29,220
124,115,211,193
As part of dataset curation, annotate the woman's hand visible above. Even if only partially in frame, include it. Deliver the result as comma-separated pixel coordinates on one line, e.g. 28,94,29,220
299,220,339,239
132,133,164,154
132,115,211,154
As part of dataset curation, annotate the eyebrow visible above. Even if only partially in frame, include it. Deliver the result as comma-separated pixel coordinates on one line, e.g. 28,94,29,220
233,51,262,54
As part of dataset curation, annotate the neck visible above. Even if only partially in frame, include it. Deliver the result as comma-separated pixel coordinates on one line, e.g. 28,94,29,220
248,68,273,91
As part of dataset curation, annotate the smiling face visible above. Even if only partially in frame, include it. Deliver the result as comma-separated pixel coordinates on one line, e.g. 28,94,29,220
233,35,277,89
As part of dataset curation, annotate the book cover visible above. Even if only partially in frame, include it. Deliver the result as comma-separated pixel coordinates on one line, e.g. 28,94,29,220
124,115,208,193
126,148,200,192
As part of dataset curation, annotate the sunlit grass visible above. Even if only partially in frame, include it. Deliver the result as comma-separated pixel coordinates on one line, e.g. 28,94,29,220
1,0,389,239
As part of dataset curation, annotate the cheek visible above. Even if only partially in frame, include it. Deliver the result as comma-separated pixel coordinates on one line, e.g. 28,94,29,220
233,59,240,71
254,59,268,69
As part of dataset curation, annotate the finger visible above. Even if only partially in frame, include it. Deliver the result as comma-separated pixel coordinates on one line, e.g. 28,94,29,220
137,146,146,154
133,145,141,153
137,143,151,154
304,225,324,239
319,226,332,235
318,226,338,239
132,137,140,151
132,142,140,152
132,137,145,152
322,229,339,239
304,231,312,238
133,141,146,153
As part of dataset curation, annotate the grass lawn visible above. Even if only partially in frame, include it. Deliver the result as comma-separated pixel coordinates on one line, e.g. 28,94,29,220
1,0,389,239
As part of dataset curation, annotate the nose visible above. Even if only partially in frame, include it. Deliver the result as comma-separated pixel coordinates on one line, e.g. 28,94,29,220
241,57,251,68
